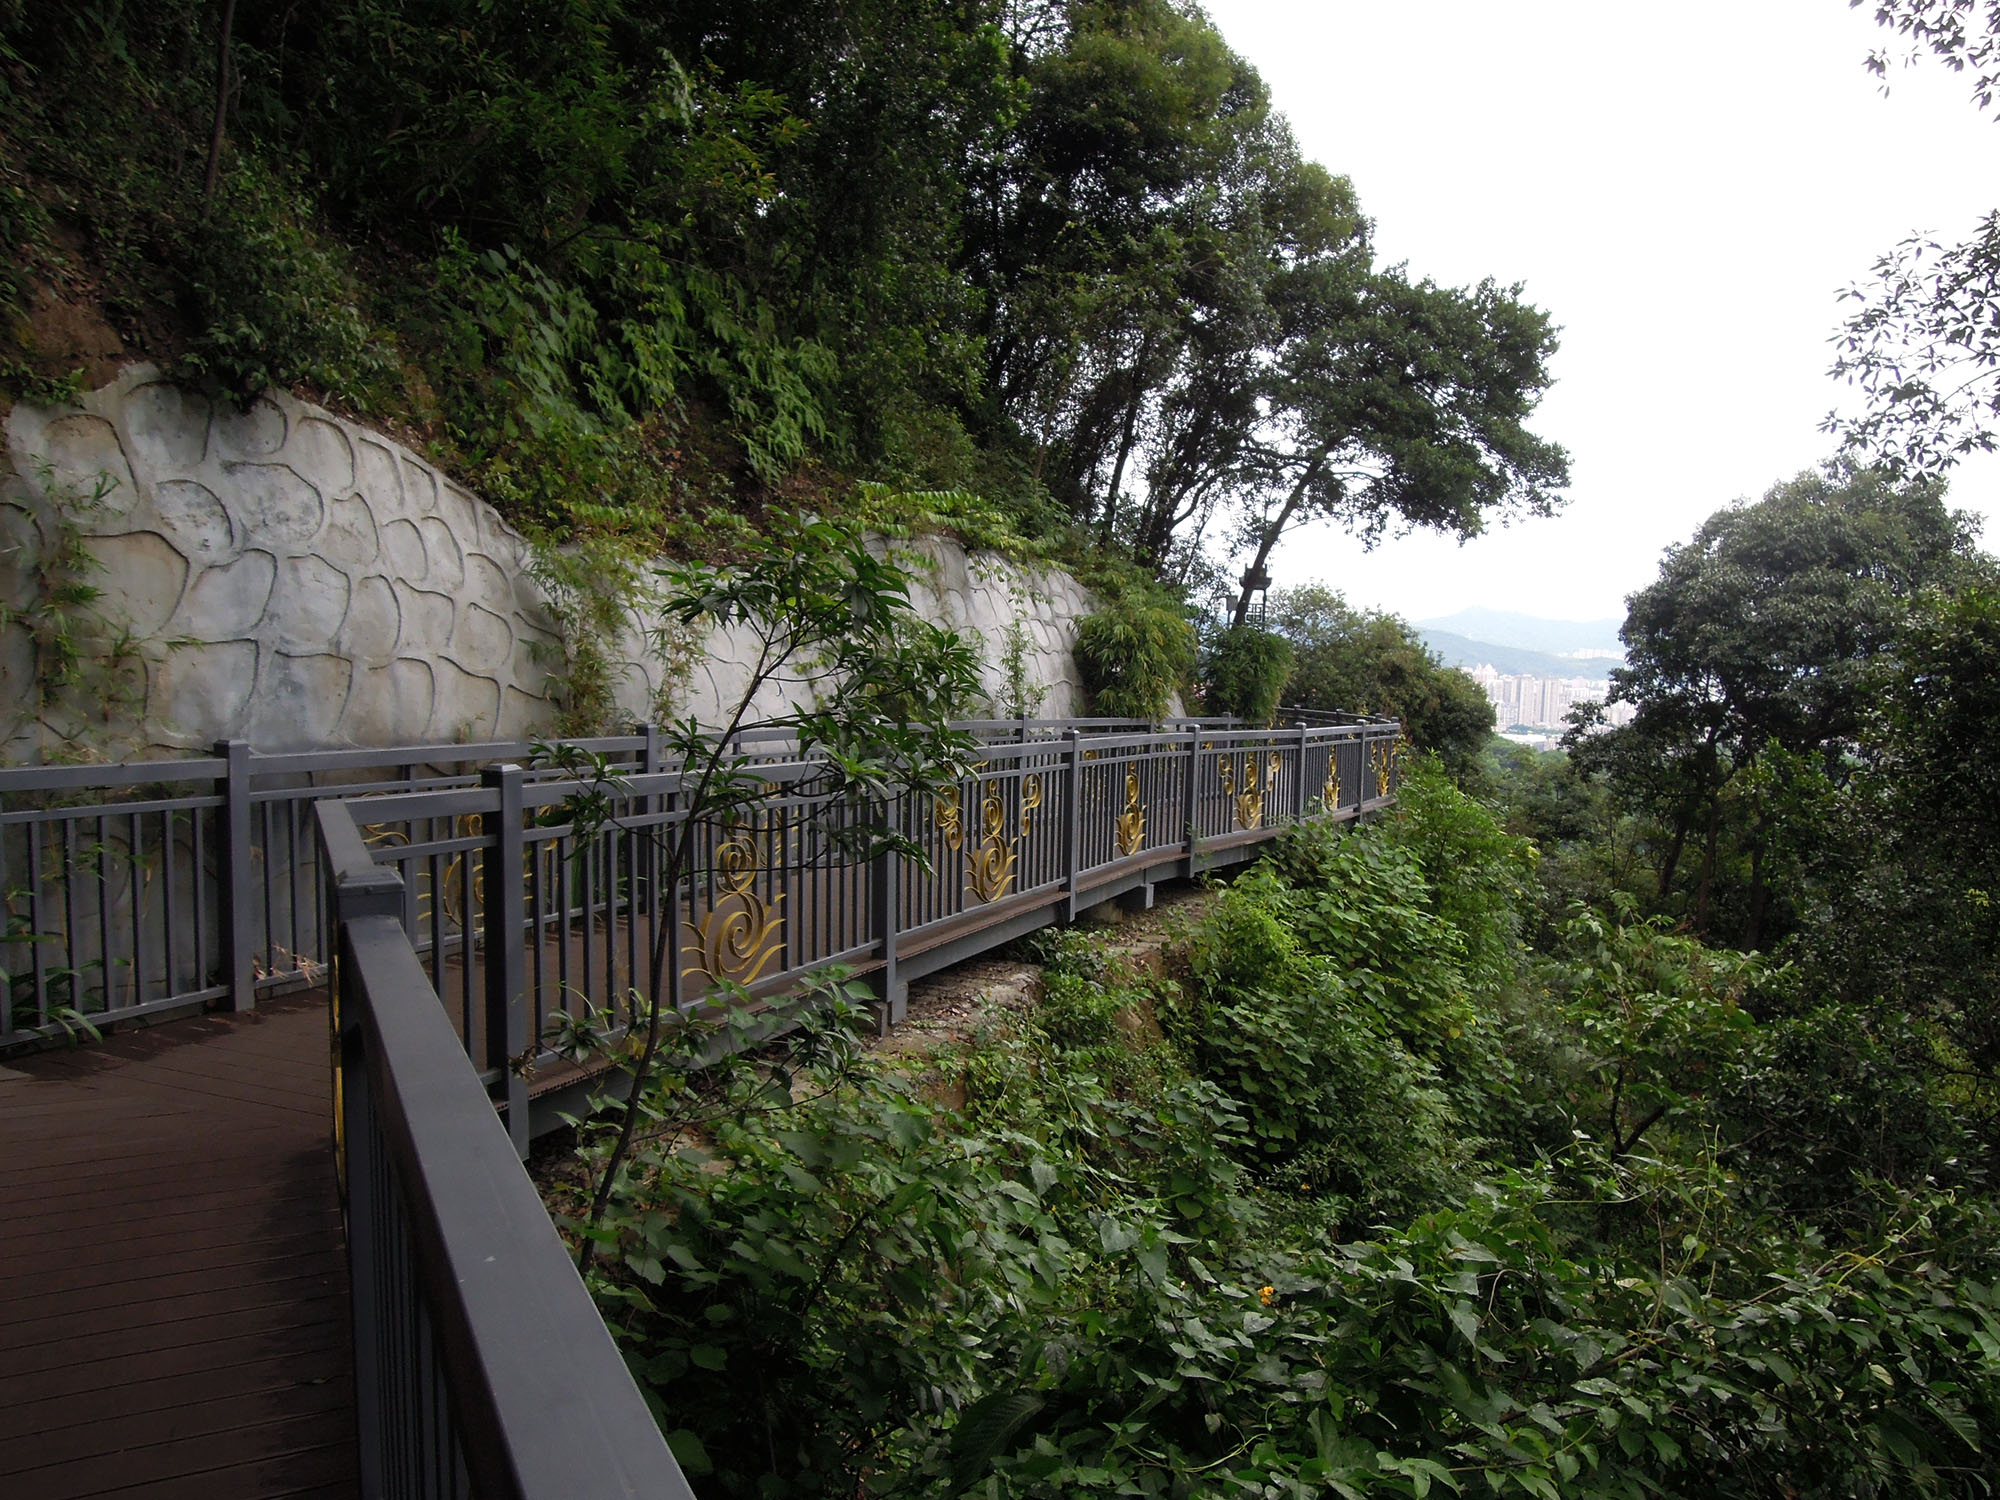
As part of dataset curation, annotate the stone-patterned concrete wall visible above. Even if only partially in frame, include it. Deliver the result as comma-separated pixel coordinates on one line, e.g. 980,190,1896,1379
0,367,1097,758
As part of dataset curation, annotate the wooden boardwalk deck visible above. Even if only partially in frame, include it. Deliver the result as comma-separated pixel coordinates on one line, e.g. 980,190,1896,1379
0,992,357,1498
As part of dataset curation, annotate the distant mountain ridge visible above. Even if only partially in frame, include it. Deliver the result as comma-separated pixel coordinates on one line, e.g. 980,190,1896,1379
1415,608,1624,657
1416,630,1615,680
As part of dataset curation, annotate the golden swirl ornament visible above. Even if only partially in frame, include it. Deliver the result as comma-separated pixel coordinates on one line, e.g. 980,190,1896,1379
682,821,785,987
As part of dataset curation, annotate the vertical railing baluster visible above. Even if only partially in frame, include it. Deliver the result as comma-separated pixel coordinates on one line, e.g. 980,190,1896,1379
215,738,256,1011
869,793,902,1027
1296,724,1311,823
1062,729,1083,919
1181,724,1202,875
482,764,530,1159
129,811,145,1010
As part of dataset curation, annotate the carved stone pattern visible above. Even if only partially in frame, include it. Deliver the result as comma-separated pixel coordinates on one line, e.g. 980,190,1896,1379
1,366,1130,758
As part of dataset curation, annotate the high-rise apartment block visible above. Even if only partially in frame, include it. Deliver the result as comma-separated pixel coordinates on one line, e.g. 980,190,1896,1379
1468,664,1635,732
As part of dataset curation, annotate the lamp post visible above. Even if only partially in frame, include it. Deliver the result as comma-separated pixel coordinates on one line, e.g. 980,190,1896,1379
1240,563,1271,627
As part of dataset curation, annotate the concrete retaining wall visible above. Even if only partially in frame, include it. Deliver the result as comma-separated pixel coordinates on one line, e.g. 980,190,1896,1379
0,367,1099,758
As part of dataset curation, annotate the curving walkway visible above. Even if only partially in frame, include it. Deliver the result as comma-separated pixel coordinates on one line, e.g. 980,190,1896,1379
0,992,356,1498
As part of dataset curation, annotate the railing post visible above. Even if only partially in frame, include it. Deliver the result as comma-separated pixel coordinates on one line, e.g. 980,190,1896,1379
1182,724,1203,876
1296,723,1311,822
214,737,256,1012
481,764,530,1159
1063,729,1084,920
869,797,903,1028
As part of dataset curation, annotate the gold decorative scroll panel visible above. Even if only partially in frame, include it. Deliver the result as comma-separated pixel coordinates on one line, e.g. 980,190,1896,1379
683,820,785,988
1219,751,1282,831
965,773,1042,904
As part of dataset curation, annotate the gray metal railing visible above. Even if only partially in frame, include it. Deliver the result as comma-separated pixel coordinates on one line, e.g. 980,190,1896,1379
0,715,1398,1049
316,717,1401,1148
301,712,1393,1500
0,733,667,1046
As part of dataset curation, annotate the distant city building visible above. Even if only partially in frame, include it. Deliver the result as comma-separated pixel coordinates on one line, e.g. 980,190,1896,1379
1471,665,1634,733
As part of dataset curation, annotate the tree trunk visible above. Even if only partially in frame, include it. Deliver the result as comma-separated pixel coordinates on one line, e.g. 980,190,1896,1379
1744,795,1769,951
202,0,237,206
1656,804,1691,902
1230,451,1326,628
1097,338,1151,545
1693,790,1723,937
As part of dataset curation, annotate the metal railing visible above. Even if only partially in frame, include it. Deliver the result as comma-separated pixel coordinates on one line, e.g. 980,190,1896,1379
322,806,695,1500
1,731,709,1046
315,718,1401,1150
313,713,1395,1500
1,716,1399,1050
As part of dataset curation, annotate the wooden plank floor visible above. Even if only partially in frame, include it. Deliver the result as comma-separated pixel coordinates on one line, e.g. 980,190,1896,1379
0,992,357,1498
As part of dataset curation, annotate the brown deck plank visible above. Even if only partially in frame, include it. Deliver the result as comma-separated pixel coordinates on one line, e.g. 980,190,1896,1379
0,1343,349,1443
99,1439,358,1500
20,1416,354,1500
0,1237,340,1304
0,991,357,1496
0,1214,342,1279
17,1319,350,1407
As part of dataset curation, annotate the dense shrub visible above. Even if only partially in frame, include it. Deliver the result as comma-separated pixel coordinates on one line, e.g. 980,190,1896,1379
573,732,2000,1500
1074,593,1196,720
1201,624,1294,723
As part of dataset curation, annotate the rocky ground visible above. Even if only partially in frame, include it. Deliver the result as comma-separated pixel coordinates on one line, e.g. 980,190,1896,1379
872,878,1217,1065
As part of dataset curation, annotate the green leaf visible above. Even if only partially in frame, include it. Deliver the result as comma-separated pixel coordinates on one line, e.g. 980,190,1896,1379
665,1428,713,1476
948,1391,1046,1491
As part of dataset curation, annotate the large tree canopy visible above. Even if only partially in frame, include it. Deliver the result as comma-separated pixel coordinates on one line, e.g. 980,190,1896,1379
965,0,1568,604
0,0,1564,593
1570,464,1985,946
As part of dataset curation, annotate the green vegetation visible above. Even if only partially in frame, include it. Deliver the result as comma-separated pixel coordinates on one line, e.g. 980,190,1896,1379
568,754,2000,1497
537,437,2000,1496
1270,585,1496,775
1834,1,2000,472
0,464,156,760
1200,625,1295,724
1074,587,1198,720
0,3,1563,615
1564,465,1988,951
538,513,984,1250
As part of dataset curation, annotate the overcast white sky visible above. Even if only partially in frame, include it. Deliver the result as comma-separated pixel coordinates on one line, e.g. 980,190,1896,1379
1198,0,2000,623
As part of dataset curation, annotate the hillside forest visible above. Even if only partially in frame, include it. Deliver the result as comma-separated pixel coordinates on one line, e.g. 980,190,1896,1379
10,2,2000,1497
0,0,1564,717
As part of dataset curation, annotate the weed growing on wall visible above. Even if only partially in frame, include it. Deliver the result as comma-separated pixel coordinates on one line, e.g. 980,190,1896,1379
996,620,1046,719
0,465,159,760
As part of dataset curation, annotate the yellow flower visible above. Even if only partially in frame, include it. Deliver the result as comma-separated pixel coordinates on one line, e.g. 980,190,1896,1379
1258,1285,1275,1306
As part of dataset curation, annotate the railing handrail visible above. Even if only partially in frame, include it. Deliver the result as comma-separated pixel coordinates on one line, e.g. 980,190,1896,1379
322,802,696,1500
0,716,1259,796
